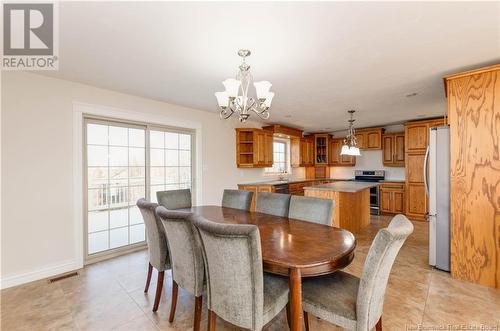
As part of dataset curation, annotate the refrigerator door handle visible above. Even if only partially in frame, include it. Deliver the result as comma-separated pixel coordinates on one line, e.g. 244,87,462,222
423,145,430,196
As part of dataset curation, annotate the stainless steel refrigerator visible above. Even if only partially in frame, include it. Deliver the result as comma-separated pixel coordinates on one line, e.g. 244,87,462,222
425,125,450,271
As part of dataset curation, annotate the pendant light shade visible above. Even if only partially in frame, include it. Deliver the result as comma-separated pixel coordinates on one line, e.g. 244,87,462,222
340,144,350,155
339,110,361,156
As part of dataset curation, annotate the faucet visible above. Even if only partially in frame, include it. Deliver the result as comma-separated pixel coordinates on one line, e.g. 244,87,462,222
278,170,288,181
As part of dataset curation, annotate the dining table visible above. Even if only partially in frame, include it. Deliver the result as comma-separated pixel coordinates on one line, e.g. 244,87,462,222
181,205,356,331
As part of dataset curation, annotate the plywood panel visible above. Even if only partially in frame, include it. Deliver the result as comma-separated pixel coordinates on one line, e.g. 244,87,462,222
447,66,500,288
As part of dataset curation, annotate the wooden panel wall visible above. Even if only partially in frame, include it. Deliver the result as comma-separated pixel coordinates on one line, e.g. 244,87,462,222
446,65,500,288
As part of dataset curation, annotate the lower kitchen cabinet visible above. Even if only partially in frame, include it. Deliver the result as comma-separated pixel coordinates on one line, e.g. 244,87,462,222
380,182,405,214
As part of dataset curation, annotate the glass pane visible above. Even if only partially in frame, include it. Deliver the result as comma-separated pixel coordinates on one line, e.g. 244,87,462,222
88,231,108,254
88,210,108,233
165,167,179,184
151,167,165,185
129,128,145,147
87,146,108,167
179,150,190,166
179,167,191,183
130,224,146,244
110,228,128,249
129,186,145,205
109,167,128,187
109,186,128,207
129,148,145,166
150,149,165,167
88,167,107,189
109,147,128,166
110,207,128,229
165,132,178,149
165,150,179,166
87,124,108,145
109,126,127,146
178,183,191,189
129,167,145,186
150,185,165,203
150,130,164,148
88,189,108,211
129,206,143,225
179,134,191,150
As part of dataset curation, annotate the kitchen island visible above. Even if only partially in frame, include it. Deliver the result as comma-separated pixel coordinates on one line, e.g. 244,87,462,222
304,181,378,233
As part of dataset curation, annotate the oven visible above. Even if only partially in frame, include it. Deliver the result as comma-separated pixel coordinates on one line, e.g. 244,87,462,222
353,170,385,215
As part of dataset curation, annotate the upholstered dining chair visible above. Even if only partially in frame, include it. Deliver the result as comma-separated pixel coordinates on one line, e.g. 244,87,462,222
156,189,192,209
221,189,254,210
255,192,291,217
156,207,205,331
301,214,414,331
288,195,334,226
192,215,290,331
137,198,170,312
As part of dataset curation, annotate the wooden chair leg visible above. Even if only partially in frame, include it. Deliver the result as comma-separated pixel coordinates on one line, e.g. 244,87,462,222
304,311,311,331
152,270,164,312
193,295,202,331
376,316,382,331
169,280,178,322
144,263,153,293
207,310,217,331
286,303,291,328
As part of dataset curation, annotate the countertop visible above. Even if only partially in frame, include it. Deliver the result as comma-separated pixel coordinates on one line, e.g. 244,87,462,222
304,181,379,193
380,179,405,183
238,178,354,186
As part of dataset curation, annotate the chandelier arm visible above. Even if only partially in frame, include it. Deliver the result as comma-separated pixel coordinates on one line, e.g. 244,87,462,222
219,106,234,119
250,106,270,119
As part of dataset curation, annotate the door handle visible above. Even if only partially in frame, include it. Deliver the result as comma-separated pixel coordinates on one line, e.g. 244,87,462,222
423,145,430,196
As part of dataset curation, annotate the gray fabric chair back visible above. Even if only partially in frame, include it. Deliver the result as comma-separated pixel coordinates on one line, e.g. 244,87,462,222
255,192,291,217
221,189,254,210
137,198,169,271
156,189,192,210
156,206,205,297
356,214,414,331
288,195,334,225
193,216,264,331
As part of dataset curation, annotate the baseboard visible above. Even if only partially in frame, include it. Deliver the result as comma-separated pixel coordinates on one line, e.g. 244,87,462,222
0,259,81,290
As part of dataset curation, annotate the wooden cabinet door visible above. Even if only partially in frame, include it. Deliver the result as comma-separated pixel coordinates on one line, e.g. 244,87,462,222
355,132,366,149
393,191,405,213
406,183,427,217
291,138,300,167
307,140,315,165
264,132,273,167
340,154,353,165
406,153,425,183
406,124,428,153
254,131,266,166
329,139,341,165
394,134,405,164
382,135,394,164
366,130,381,149
380,189,392,213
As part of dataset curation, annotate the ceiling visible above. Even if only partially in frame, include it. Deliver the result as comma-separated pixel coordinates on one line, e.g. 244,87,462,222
41,1,500,132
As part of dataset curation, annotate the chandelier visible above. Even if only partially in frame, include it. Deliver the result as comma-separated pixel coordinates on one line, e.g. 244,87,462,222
215,49,274,122
340,110,361,156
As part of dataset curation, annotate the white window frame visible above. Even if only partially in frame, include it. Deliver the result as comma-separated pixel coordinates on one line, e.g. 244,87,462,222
265,137,291,175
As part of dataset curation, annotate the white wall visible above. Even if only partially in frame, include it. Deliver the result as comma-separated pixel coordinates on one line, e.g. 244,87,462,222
329,125,406,180
0,72,285,288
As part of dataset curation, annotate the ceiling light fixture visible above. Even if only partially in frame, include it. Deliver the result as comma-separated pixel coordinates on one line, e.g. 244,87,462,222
340,110,361,156
215,49,274,122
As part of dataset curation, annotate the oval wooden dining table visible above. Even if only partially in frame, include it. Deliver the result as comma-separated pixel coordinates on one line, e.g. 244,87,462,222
181,206,357,331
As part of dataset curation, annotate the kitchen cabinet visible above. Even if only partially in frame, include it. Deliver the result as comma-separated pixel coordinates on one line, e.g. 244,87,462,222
380,182,405,214
328,138,355,166
291,137,314,167
354,128,383,150
382,132,405,166
235,128,273,168
314,134,329,165
445,64,500,288
404,118,444,220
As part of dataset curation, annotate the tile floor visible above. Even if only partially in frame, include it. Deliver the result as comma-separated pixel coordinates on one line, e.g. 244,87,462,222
2,215,499,331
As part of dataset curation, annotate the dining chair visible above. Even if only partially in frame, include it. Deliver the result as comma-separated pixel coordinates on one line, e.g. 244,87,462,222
156,207,205,331
156,189,192,209
288,195,334,225
137,198,170,312
192,215,290,331
221,189,254,210
255,192,291,217
301,214,414,331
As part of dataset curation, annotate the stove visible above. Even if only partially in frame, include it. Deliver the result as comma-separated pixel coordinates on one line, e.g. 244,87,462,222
354,170,385,215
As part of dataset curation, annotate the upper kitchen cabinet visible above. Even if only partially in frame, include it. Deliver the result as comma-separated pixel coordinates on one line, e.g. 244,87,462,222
329,138,355,166
382,132,405,166
291,136,314,167
235,128,273,168
314,134,329,165
405,119,444,153
354,128,384,149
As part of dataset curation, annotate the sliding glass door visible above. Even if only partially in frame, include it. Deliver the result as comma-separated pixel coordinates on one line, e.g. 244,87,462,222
84,118,194,260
